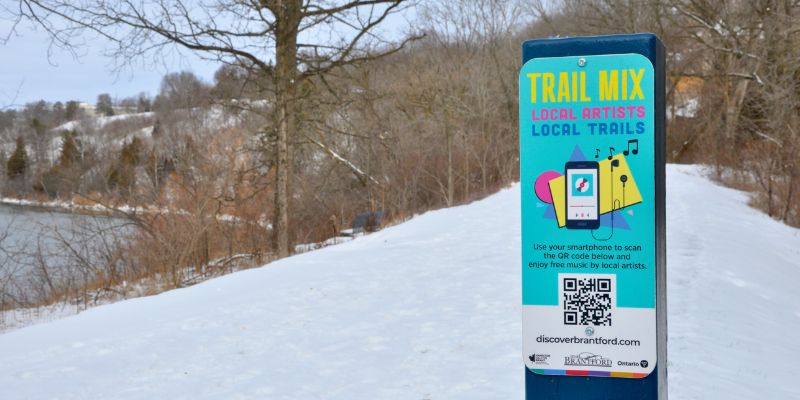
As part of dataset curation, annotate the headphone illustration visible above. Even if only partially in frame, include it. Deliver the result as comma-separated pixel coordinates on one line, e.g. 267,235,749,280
591,158,628,241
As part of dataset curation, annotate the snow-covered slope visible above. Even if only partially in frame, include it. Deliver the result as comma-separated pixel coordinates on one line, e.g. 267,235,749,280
1,165,799,399
52,112,156,132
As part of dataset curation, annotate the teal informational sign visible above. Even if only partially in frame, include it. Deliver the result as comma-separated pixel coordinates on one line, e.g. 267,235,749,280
520,53,656,378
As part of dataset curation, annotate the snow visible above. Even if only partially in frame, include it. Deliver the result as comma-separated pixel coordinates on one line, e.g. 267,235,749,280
10,105,250,167
1,303,90,333
669,96,699,119
666,165,800,399
52,112,155,132
294,236,353,253
1,164,800,399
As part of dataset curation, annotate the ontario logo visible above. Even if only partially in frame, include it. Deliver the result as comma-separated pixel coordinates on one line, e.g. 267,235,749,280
528,353,550,365
564,352,612,368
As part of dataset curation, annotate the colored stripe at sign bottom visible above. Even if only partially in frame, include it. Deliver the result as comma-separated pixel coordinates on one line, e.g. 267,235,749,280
531,369,649,379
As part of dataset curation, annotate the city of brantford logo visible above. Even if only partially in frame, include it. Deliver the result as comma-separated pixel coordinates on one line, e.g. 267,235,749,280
528,353,550,365
564,352,612,368
571,174,593,196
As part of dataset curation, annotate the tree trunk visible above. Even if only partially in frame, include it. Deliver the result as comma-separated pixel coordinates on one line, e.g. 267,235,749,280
446,122,454,207
272,0,301,258
782,168,796,222
463,131,469,201
767,173,773,217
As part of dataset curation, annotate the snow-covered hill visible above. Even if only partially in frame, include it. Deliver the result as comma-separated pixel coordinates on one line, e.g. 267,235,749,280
14,106,248,165
52,112,156,133
0,165,799,399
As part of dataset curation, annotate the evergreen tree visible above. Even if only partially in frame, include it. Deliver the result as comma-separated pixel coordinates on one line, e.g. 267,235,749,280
107,137,143,192
36,131,84,198
58,131,80,167
120,137,142,166
0,149,7,177
7,137,28,179
30,118,46,136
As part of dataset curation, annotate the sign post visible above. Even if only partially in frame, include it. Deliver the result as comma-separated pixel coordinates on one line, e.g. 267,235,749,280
520,34,667,399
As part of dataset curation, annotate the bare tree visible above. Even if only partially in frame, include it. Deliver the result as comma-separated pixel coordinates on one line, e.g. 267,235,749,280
153,71,210,112
15,0,418,257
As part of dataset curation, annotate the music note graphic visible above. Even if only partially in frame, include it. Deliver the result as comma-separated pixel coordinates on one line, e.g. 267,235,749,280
594,149,600,158
607,147,615,160
623,139,639,156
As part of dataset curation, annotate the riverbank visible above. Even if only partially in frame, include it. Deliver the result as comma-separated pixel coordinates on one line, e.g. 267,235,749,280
0,196,124,218
0,196,269,228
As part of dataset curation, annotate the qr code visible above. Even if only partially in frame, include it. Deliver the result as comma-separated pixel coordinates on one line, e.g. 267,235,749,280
562,276,613,326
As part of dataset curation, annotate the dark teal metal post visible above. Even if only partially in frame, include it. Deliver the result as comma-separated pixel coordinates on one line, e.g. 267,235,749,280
521,33,667,400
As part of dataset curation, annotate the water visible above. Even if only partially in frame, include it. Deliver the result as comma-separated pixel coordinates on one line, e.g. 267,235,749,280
0,205,129,306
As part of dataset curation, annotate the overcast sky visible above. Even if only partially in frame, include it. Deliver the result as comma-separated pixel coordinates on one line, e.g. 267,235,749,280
0,18,219,108
0,4,416,109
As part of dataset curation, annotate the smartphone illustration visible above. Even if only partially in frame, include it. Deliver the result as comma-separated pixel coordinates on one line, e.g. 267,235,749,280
565,161,600,230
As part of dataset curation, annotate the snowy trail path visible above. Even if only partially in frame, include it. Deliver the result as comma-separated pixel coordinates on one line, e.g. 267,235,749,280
666,166,800,400
0,180,525,399
0,165,798,399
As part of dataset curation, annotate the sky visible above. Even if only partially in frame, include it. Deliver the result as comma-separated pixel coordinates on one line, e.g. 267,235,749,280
0,3,417,109
0,19,219,107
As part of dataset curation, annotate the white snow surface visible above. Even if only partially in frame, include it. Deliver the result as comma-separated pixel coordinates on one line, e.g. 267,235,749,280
53,112,156,132
1,164,800,399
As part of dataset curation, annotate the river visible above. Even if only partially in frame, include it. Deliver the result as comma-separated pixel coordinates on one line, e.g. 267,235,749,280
0,204,130,306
